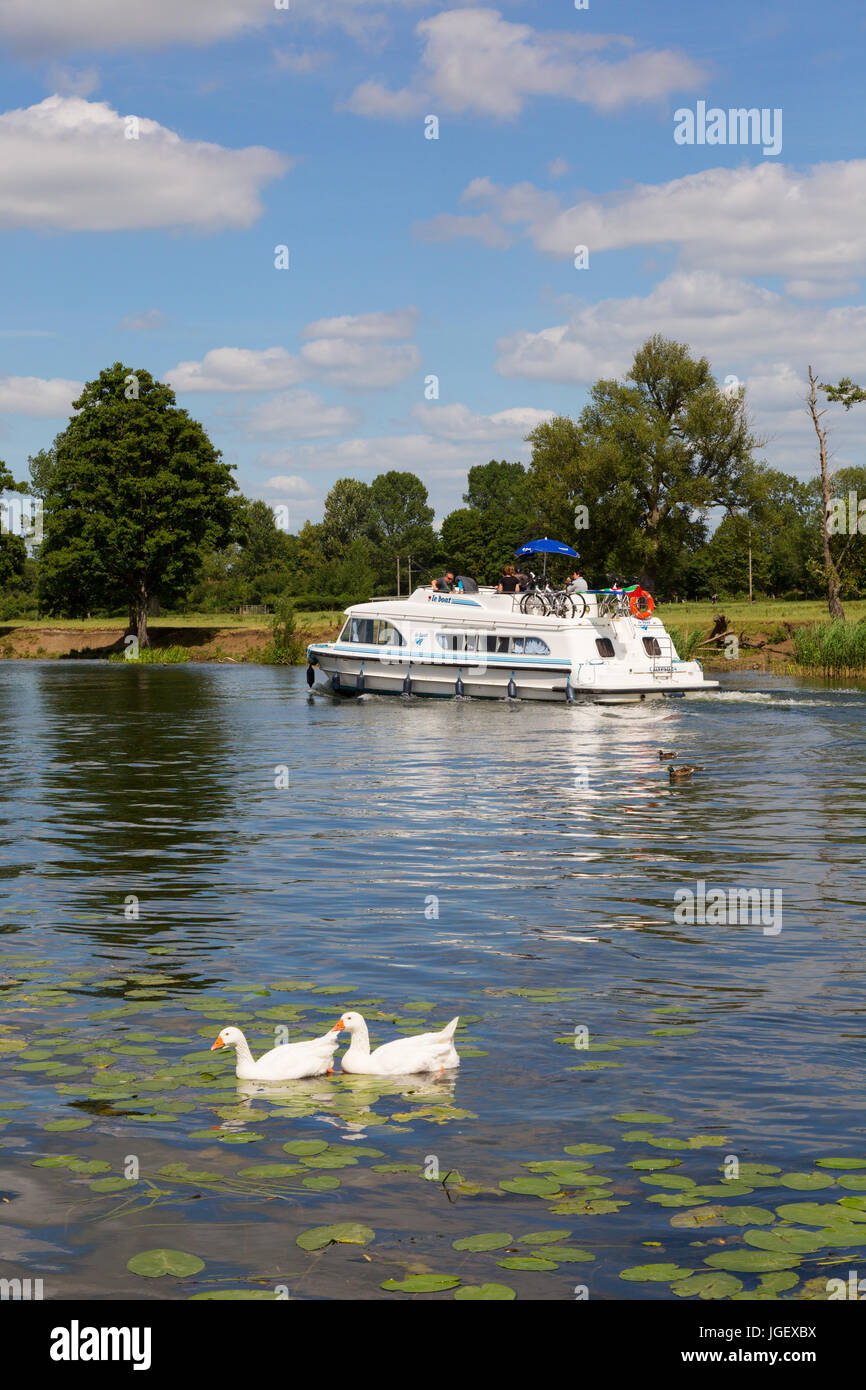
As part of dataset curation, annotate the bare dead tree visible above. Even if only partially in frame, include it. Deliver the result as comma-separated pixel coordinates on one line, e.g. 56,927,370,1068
807,366,845,620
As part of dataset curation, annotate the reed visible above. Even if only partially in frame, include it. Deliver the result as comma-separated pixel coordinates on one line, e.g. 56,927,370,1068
108,644,192,664
791,620,866,674
666,625,705,661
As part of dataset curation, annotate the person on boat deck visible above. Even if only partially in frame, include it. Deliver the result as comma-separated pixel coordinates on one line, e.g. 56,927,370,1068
566,569,588,593
432,570,455,592
497,564,520,594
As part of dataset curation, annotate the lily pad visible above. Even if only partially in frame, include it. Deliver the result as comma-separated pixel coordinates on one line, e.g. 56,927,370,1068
744,1228,826,1254
297,1222,374,1251
381,1274,460,1292
779,1172,835,1190
815,1157,866,1169
704,1251,800,1273
613,1112,673,1123
670,1205,728,1228
671,1271,743,1299
563,1144,614,1156
500,1176,562,1197
519,1230,572,1245
453,1232,513,1252
127,1249,205,1279
282,1140,329,1156
303,1175,340,1190
620,1263,694,1283
453,1283,515,1300
497,1256,558,1272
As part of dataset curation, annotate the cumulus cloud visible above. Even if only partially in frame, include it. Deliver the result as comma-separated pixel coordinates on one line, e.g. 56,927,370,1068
300,338,421,389
0,375,81,415
246,390,361,438
165,348,307,393
0,0,425,54
302,307,418,340
495,270,866,475
0,96,289,232
426,159,866,291
411,402,554,440
118,309,170,332
346,8,705,121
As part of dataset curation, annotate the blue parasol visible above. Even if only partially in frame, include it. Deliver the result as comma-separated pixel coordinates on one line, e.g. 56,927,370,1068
514,537,578,578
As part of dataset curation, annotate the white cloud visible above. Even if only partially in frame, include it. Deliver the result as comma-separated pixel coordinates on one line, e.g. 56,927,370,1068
119,309,169,332
166,348,307,393
413,211,513,249
346,8,705,121
495,270,866,477
247,390,362,438
0,375,81,415
0,0,426,54
432,159,866,290
0,96,288,232
259,472,319,500
273,47,331,75
300,338,421,389
411,401,554,440
302,307,418,340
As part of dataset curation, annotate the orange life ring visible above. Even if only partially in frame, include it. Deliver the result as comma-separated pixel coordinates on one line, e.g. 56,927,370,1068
630,589,654,617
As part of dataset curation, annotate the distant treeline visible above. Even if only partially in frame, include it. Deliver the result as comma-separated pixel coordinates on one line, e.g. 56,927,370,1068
1,339,863,634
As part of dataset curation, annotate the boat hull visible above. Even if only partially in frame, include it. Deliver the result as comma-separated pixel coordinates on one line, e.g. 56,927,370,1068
305,647,717,703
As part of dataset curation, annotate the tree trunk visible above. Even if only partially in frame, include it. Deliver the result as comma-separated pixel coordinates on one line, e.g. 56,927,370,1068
807,366,845,620
135,584,150,647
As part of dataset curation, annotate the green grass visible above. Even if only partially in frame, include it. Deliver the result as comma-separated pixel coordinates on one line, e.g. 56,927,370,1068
108,645,193,664
658,598,866,636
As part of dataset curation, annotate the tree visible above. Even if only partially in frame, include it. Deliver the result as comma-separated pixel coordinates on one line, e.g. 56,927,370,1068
440,460,536,582
320,478,371,559
577,336,760,591
365,471,437,586
37,362,237,644
0,460,28,588
807,367,847,618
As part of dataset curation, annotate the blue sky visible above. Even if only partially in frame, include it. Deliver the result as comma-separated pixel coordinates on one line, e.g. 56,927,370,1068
0,0,864,528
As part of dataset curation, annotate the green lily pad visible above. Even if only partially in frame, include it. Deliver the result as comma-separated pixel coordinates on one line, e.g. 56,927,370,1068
496,1256,558,1272
640,1174,696,1189
303,1175,340,1190
815,1157,866,1169
282,1140,329,1156
500,1176,562,1197
744,1228,826,1254
704,1252,801,1273
453,1232,513,1252
670,1205,728,1228
90,1176,135,1193
629,1158,682,1171
779,1172,835,1190
42,1117,93,1131
453,1283,516,1300
189,1290,282,1300
236,1164,307,1179
836,1175,866,1190
563,1144,614,1156
613,1112,673,1123
549,1197,627,1215
127,1249,205,1278
381,1274,460,1292
671,1271,743,1299
519,1230,572,1245
720,1206,776,1226
297,1223,375,1251
620,1263,694,1282
775,1202,864,1226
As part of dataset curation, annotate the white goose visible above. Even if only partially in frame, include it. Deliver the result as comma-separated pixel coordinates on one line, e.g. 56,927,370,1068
210,1025,340,1081
335,1011,460,1076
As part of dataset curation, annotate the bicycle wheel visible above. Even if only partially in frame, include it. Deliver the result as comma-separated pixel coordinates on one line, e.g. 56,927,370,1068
556,594,576,619
571,593,588,618
520,592,547,616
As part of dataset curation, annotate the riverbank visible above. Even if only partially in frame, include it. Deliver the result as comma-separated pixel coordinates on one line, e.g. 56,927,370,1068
1,601,864,673
0,611,343,662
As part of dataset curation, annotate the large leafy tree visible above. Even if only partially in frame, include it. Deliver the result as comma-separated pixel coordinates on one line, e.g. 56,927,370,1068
528,337,760,591
365,470,437,585
38,362,237,644
320,478,372,560
441,459,537,581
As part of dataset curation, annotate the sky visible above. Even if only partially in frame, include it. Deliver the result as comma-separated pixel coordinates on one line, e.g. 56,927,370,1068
0,0,864,530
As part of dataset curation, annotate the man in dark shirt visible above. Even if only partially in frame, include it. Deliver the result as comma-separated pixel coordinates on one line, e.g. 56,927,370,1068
432,570,455,592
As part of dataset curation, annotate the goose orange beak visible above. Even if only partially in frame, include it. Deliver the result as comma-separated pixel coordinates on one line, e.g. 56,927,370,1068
210,1036,224,1051
334,1017,345,1031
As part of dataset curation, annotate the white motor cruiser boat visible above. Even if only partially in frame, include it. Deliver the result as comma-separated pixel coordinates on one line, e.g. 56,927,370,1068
305,576,718,705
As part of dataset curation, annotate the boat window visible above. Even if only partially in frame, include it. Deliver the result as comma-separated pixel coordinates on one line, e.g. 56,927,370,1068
496,637,509,653
596,638,615,657
642,636,662,656
436,633,457,651
525,637,550,655
375,621,404,646
347,617,375,644
511,637,524,654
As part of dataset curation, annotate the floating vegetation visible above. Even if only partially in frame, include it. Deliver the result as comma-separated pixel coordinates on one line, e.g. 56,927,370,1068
127,1249,205,1278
